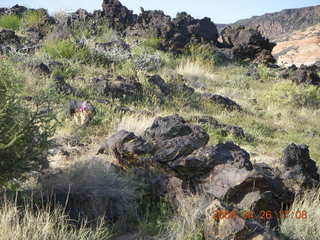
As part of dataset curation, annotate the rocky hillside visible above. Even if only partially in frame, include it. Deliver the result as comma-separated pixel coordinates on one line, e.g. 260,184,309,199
1,1,320,240
233,5,320,40
219,5,320,66
272,24,320,66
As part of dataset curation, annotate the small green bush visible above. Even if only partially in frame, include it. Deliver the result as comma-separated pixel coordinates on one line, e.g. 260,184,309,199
185,43,223,66
267,81,320,108
21,10,45,28
0,15,21,31
43,39,111,65
142,37,162,51
43,39,79,59
0,61,55,185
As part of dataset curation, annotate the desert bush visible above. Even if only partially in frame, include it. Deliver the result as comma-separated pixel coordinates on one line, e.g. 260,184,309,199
279,187,320,240
0,61,55,185
0,199,111,240
0,15,20,31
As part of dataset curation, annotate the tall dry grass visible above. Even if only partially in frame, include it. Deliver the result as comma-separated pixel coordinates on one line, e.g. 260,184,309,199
0,199,111,240
279,187,320,240
158,194,208,240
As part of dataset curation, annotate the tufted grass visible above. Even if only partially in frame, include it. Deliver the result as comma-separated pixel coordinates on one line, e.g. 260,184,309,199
0,198,112,240
279,187,320,240
157,194,207,240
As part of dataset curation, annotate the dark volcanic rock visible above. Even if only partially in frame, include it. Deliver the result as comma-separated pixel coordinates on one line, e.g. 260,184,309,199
128,9,173,39
143,115,209,165
98,130,155,168
220,25,276,64
147,75,170,95
92,76,143,100
196,144,293,227
293,65,320,85
169,142,252,179
277,64,320,86
5,4,27,15
109,76,143,100
168,12,219,50
202,93,242,112
204,199,284,240
101,0,136,31
0,29,21,45
34,63,51,76
128,9,219,52
278,143,319,193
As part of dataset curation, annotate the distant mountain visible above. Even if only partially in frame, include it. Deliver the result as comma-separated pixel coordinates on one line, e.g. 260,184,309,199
218,5,320,66
233,5,320,40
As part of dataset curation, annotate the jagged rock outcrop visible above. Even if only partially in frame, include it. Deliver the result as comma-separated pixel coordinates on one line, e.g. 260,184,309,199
128,9,219,52
101,0,136,31
278,143,320,193
143,115,209,169
233,5,320,41
218,6,320,66
219,25,276,64
95,114,320,240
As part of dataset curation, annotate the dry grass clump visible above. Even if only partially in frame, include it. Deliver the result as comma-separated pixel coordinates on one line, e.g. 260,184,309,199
116,114,155,136
279,187,320,240
0,199,110,240
157,194,208,240
176,59,217,89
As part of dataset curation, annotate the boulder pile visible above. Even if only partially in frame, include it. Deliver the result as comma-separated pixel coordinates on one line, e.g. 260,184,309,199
98,114,318,239
220,25,276,64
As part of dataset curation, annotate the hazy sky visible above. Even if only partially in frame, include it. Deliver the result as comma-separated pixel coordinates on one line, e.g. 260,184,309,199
1,0,319,23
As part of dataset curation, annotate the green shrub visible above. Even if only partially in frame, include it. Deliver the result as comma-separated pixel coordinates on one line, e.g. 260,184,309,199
0,15,21,31
185,43,222,66
266,81,320,108
142,37,162,51
21,10,45,28
43,39,79,59
43,39,111,65
0,61,55,185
